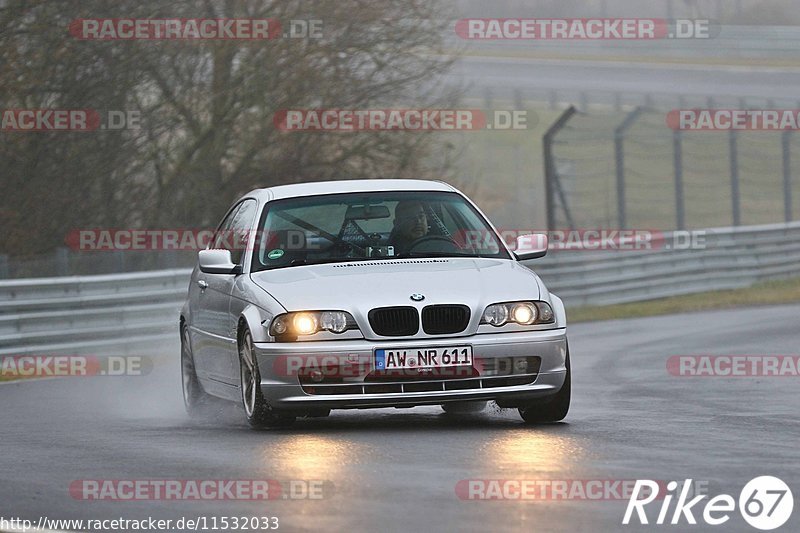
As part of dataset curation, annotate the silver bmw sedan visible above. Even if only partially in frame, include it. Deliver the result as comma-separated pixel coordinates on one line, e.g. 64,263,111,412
180,179,569,428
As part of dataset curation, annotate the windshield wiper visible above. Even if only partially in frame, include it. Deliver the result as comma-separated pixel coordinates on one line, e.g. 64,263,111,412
279,256,382,268
394,251,490,259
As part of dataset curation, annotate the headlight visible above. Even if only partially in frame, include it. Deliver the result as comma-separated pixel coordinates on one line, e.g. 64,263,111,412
481,301,555,327
320,311,348,333
269,311,355,338
482,304,509,326
292,313,319,335
510,302,537,325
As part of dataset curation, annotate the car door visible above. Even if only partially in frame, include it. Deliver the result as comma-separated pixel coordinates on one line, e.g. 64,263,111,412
220,198,260,383
189,202,244,388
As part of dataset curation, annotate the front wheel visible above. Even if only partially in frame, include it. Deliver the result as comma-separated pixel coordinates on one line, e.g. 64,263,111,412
239,329,295,429
518,345,571,424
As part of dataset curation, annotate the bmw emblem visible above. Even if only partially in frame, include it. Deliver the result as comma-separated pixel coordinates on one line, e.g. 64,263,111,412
410,293,425,302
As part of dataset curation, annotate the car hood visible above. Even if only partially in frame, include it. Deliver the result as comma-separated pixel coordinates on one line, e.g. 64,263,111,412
250,257,542,315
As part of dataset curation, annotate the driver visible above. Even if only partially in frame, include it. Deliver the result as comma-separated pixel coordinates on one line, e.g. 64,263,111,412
390,200,428,254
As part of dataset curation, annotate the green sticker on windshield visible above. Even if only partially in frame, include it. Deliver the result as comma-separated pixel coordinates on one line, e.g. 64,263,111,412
267,249,285,260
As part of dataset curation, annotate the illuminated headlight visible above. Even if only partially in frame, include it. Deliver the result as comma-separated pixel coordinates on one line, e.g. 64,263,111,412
481,301,555,327
292,313,319,335
269,311,355,338
511,302,537,324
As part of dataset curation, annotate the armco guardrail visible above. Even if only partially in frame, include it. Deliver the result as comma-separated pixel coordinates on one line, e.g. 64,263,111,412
0,269,190,356
1,222,798,355
528,221,800,306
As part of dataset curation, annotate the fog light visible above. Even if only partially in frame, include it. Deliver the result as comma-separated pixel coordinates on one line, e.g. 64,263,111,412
310,369,324,383
514,358,528,373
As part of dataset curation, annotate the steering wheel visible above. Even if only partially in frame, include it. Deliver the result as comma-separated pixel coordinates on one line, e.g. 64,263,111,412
406,235,462,253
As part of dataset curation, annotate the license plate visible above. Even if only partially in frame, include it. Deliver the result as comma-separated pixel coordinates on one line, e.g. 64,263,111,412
374,346,473,370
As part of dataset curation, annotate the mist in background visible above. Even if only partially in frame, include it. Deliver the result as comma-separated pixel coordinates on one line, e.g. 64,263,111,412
2,0,798,274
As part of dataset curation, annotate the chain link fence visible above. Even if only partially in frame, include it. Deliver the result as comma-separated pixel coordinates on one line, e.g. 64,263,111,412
4,89,800,278
543,98,799,231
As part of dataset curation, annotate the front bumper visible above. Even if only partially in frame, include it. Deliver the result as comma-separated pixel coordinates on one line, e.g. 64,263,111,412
253,328,567,411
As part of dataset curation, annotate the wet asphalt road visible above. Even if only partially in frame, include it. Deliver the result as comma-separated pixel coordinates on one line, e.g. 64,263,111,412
0,304,798,533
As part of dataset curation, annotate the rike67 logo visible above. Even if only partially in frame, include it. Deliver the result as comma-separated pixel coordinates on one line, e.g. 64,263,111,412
624,477,793,530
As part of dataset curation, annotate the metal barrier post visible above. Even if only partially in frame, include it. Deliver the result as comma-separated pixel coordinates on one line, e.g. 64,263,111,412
730,130,741,226
55,247,70,276
673,130,686,230
543,106,577,231
783,130,793,222
614,107,644,229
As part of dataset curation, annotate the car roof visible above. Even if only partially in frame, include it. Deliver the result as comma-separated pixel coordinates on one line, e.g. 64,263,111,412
244,179,458,202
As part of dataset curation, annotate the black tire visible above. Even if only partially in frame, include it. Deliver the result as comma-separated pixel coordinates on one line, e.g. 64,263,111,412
441,401,487,414
518,345,571,424
239,329,295,429
181,324,212,417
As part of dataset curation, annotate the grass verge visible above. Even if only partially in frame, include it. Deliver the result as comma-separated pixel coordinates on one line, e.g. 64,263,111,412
568,277,800,323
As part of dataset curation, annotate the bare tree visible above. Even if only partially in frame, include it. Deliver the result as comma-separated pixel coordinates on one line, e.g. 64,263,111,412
0,0,457,255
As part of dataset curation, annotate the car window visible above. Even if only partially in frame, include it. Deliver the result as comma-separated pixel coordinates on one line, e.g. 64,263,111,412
438,203,460,236
227,199,258,265
252,191,510,271
208,199,258,265
211,203,241,250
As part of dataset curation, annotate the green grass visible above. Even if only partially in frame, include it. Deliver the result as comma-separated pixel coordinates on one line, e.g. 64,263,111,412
567,277,800,323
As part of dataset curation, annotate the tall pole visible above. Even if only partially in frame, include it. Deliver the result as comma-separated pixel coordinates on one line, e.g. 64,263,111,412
614,107,644,229
673,130,685,230
543,106,578,231
783,130,793,222
729,130,741,226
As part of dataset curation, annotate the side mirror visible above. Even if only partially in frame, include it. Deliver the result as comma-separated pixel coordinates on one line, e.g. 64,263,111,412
513,233,548,261
198,249,241,275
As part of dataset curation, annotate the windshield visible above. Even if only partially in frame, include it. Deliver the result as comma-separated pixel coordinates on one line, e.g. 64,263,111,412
251,191,510,271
